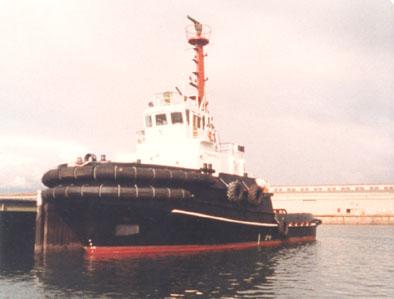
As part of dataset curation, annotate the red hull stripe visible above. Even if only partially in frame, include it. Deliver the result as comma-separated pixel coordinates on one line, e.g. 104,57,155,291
171,209,278,227
85,236,316,256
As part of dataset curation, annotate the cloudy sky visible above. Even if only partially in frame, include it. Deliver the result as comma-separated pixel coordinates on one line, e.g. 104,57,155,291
1,0,393,191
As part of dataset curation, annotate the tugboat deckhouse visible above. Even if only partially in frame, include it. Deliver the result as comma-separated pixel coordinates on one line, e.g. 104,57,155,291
136,16,245,176
39,16,321,256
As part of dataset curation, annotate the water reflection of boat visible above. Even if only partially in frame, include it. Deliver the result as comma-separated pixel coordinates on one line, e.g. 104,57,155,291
34,248,286,298
40,16,320,256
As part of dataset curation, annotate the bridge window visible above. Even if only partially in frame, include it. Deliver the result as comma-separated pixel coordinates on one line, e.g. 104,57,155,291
171,112,183,124
186,109,190,125
193,115,201,129
155,114,167,126
145,115,152,127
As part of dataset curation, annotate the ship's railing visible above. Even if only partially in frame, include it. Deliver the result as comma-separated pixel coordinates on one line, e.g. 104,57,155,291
219,143,245,154
185,24,211,41
149,91,188,107
274,209,288,215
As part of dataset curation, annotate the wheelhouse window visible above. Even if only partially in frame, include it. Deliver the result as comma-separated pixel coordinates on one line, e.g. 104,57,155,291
185,109,190,125
171,112,183,124
145,115,152,127
192,115,202,129
155,114,167,126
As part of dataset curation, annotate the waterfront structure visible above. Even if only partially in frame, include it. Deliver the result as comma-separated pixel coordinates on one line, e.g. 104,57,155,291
0,193,36,213
272,184,394,224
0,194,36,257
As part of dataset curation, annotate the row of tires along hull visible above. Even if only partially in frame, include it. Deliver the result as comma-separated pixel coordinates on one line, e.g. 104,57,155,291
42,163,215,188
42,185,192,201
42,163,269,208
42,183,274,213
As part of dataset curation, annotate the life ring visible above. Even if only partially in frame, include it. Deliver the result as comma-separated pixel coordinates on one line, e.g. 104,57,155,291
247,184,263,206
227,181,245,203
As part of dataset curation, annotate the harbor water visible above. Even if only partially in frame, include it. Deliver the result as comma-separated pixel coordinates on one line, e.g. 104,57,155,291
0,225,393,298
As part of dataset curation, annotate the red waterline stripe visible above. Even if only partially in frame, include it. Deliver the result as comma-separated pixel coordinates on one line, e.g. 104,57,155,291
85,236,316,257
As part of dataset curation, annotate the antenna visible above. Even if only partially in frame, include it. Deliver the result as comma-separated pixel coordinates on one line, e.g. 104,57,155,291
175,86,183,96
187,15,203,35
186,16,210,111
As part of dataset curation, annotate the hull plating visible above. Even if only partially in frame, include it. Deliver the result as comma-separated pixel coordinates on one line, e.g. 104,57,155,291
52,198,318,256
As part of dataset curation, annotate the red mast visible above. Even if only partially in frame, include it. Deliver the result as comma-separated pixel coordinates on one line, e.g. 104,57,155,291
186,16,210,110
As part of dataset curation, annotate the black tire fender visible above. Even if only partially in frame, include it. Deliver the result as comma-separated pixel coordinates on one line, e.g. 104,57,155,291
247,184,263,206
227,181,245,203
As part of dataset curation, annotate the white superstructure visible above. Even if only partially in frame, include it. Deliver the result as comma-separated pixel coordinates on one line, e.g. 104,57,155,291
135,91,246,176
134,17,246,176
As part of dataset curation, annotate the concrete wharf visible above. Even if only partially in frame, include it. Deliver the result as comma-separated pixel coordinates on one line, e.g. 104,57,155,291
0,193,36,213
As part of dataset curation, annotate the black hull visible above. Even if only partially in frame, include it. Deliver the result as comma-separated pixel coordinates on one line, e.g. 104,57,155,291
48,198,318,256
40,162,321,255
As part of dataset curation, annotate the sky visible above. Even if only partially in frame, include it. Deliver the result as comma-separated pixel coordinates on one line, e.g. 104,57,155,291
1,0,393,192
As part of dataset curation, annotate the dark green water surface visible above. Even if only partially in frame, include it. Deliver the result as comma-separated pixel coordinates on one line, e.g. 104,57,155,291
1,225,393,298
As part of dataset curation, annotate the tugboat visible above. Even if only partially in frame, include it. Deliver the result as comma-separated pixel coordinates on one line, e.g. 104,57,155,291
41,16,321,256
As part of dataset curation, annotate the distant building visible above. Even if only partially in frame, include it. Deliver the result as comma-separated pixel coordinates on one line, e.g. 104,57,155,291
272,184,394,224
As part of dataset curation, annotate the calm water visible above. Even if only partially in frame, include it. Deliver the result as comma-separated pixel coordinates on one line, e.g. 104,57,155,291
1,225,393,298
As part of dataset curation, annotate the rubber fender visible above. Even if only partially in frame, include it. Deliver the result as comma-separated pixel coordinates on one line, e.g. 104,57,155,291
42,169,60,187
247,184,263,206
115,166,137,181
118,186,137,199
94,164,116,181
170,169,187,182
75,165,95,181
66,185,84,200
53,186,68,199
99,186,120,199
227,181,245,203
58,166,76,183
154,168,172,181
81,185,101,199
260,193,274,211
41,163,217,187
135,167,156,181
168,188,187,199
42,185,192,201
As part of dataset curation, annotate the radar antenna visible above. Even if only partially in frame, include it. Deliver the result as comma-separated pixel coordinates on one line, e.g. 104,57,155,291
187,15,203,35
